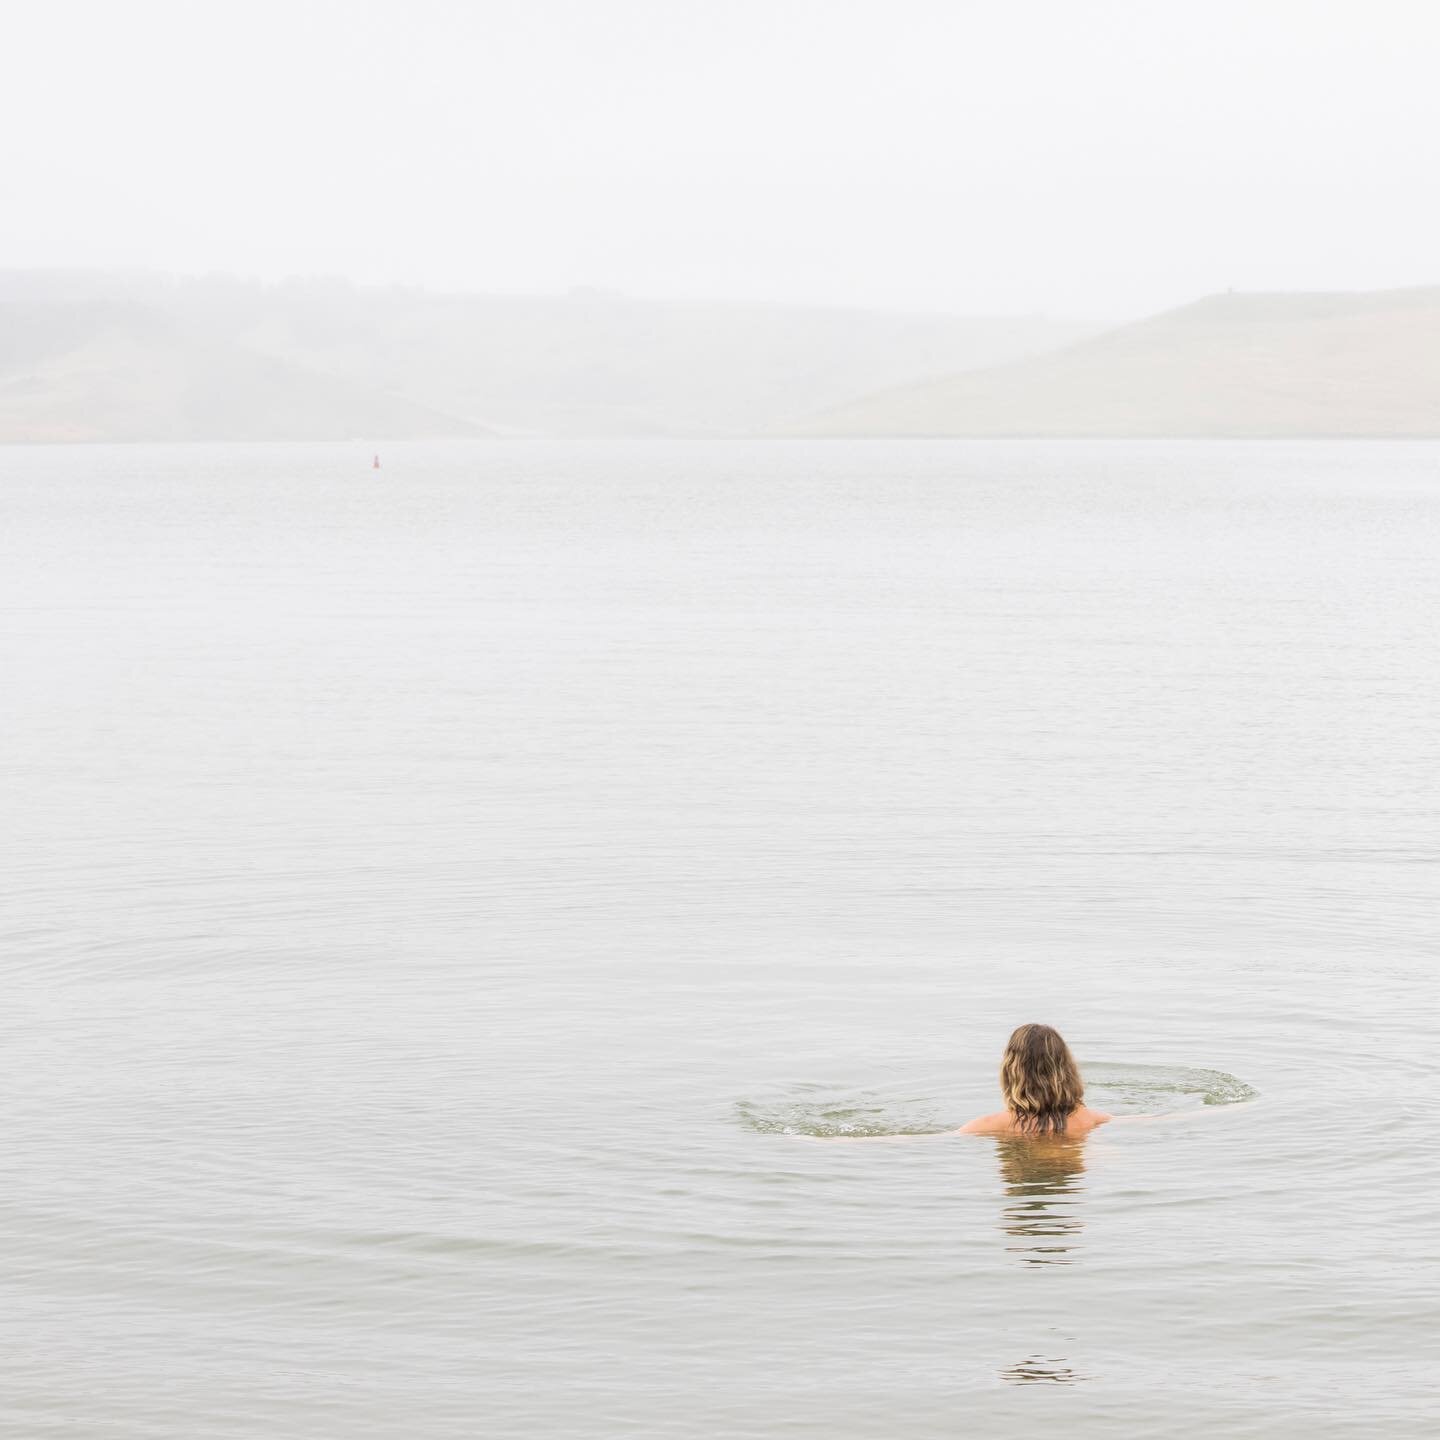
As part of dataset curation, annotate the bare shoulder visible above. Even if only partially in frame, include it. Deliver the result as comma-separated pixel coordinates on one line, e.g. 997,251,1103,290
956,1111,1013,1135
1069,1106,1113,1132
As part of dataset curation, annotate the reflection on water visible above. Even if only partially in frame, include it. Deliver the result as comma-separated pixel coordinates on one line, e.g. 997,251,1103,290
993,1138,1093,1384
999,1355,1090,1385
995,1136,1088,1266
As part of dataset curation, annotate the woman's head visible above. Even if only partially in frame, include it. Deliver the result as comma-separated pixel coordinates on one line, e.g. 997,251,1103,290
1000,1024,1084,1135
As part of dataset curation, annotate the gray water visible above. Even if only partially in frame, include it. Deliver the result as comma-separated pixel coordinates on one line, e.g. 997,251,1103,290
2,439,1437,1438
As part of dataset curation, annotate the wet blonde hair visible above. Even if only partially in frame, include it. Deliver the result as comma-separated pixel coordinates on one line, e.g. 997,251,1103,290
1000,1023,1084,1135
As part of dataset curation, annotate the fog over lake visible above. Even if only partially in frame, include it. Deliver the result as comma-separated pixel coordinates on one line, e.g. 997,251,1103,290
2,439,1435,1437
7,3,1440,1432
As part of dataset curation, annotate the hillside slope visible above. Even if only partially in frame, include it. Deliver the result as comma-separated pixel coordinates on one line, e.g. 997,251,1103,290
222,287,1092,436
0,274,1092,441
799,289,1440,437
0,301,482,442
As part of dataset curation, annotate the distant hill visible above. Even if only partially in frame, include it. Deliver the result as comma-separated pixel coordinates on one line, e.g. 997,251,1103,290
0,300,483,443
0,273,1090,442
223,286,1091,437
798,288,1440,437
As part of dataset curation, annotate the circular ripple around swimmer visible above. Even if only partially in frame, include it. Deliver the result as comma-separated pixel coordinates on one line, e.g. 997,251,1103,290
736,1064,1257,1136
1082,1062,1258,1113
735,1084,952,1138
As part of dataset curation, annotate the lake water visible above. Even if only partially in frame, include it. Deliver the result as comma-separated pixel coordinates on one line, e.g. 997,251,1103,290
2,439,1437,1438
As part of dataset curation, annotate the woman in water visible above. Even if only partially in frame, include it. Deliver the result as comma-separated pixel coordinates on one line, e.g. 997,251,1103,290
958,1023,1111,1137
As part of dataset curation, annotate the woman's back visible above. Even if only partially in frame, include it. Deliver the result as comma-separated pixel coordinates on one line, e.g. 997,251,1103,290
957,1103,1110,1137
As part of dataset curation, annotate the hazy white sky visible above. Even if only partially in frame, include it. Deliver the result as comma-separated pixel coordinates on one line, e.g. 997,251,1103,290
4,0,1439,320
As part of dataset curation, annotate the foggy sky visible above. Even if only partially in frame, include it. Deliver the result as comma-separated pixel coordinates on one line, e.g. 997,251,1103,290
6,0,1439,321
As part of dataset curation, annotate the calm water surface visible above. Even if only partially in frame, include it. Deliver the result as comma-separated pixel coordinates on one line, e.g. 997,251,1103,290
1,440,1437,1437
